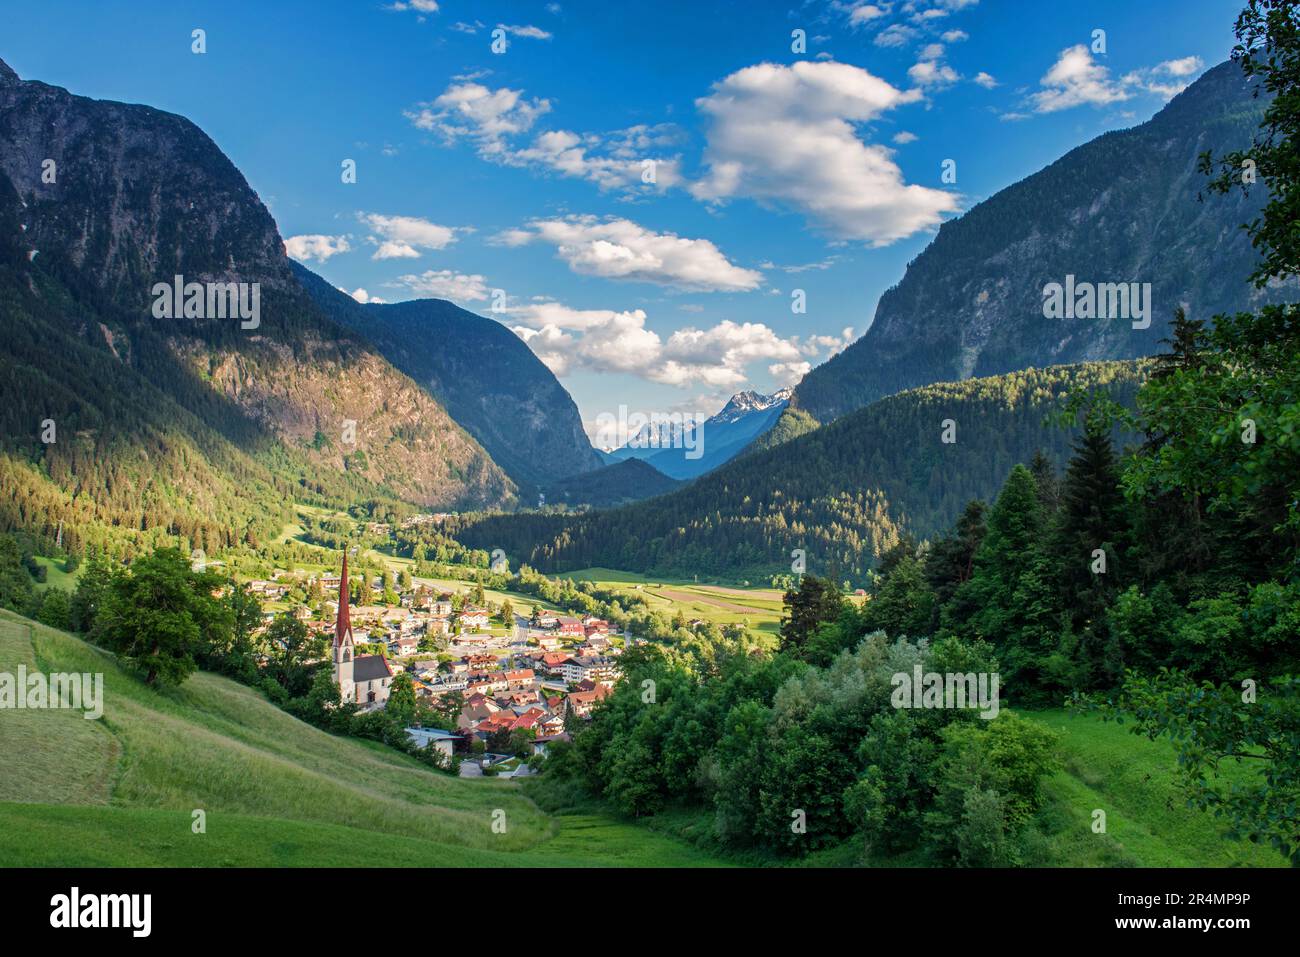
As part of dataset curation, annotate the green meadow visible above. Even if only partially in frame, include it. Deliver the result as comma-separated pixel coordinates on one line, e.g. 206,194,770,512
0,610,723,867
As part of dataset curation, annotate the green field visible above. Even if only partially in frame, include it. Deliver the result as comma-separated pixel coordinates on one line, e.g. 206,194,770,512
0,610,724,867
565,567,787,638
29,555,82,592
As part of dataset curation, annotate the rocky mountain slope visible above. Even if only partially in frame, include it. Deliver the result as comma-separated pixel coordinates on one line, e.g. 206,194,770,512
0,56,515,530
794,60,1284,422
294,264,602,492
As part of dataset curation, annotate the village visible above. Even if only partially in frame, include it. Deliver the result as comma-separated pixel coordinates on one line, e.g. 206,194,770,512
245,551,623,776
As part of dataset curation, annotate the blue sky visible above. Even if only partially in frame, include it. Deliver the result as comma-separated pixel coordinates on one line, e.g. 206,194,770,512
3,0,1242,438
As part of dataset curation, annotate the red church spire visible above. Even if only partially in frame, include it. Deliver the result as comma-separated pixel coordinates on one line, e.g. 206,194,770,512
336,550,352,647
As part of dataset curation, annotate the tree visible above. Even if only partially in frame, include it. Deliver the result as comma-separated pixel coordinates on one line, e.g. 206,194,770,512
36,588,71,630
0,534,33,613
94,547,232,687
779,574,844,655
69,547,114,632
264,612,323,696
1050,412,1129,685
387,671,418,727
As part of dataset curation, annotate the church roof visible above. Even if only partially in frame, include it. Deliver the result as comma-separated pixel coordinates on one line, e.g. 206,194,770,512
353,654,392,682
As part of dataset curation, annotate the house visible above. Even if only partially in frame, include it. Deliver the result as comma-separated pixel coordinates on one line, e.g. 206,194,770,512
427,616,451,636
567,685,612,718
539,652,570,675
248,580,288,599
556,616,585,637
332,552,393,711
389,635,419,656
431,597,453,617
405,728,460,761
532,732,571,758
560,655,619,686
459,609,490,631
535,635,561,652
533,611,559,628
504,668,535,690
583,617,609,636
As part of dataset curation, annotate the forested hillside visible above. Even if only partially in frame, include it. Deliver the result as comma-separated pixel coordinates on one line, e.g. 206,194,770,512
0,56,515,560
295,263,602,490
447,362,1145,582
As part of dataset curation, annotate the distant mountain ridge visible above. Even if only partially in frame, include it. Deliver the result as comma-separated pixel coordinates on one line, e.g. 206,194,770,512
604,387,792,480
541,457,682,509
449,362,1146,582
294,264,602,492
794,60,1286,422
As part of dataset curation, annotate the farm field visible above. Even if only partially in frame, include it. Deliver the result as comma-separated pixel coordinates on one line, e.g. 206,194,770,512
566,568,786,637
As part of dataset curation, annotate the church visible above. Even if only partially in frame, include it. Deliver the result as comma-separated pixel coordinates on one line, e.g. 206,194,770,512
332,551,392,710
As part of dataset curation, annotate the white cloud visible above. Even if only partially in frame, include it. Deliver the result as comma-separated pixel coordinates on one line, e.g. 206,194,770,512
768,361,811,387
973,71,998,89
498,23,552,40
1030,45,1130,113
508,124,684,191
500,216,763,292
359,213,461,260
408,83,680,194
388,0,439,12
941,29,969,42
874,23,917,47
394,269,490,302
1123,56,1205,99
284,234,351,264
799,327,856,357
406,82,551,157
508,300,803,389
1026,47,1204,115
691,60,958,245
346,288,387,305
909,58,959,88
892,130,918,144
848,3,889,26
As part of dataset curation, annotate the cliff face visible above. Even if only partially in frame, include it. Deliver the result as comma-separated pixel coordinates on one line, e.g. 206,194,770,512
794,60,1287,423
0,56,514,510
295,264,603,491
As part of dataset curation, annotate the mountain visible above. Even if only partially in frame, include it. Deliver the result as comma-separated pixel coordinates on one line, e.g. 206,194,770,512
604,388,791,480
794,60,1284,423
540,457,682,509
294,264,602,491
0,56,514,555
447,362,1146,583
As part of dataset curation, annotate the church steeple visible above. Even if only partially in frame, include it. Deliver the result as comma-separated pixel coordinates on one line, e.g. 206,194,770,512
335,550,353,650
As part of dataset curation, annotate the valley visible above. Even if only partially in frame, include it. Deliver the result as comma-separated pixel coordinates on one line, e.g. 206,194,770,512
1,0,1298,890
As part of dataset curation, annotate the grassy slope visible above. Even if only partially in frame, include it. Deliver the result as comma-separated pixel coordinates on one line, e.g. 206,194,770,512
0,610,724,867
1021,710,1285,867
